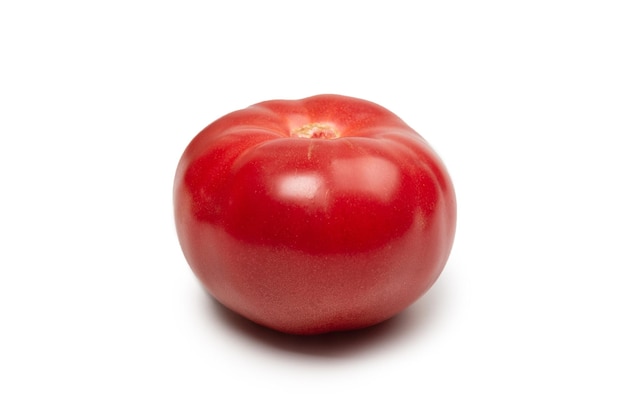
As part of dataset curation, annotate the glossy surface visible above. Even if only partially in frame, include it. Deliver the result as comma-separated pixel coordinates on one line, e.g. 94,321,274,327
174,95,456,334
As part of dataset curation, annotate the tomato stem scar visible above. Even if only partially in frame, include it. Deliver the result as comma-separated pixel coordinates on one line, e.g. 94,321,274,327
291,123,339,139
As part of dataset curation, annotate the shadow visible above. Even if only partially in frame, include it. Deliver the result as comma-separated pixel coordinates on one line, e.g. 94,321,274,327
202,274,450,359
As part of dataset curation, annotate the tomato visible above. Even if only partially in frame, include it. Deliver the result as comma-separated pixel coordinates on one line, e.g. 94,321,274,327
174,94,456,335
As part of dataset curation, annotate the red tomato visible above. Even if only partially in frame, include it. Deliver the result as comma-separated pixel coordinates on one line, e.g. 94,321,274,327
174,94,456,335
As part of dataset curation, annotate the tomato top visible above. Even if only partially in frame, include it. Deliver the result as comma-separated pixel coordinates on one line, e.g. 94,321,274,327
175,94,455,255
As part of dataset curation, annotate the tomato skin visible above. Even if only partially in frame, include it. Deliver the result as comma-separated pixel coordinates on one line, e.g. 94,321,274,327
174,94,456,335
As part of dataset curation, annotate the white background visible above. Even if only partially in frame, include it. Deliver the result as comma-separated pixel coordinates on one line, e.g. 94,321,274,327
1,1,625,416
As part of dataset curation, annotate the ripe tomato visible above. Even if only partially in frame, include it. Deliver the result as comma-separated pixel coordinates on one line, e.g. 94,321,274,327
174,94,456,335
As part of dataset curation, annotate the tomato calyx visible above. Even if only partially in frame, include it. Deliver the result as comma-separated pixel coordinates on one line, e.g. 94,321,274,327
291,123,339,140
